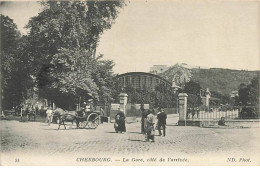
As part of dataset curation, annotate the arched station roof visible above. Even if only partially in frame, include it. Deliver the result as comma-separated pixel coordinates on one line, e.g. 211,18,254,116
117,72,172,88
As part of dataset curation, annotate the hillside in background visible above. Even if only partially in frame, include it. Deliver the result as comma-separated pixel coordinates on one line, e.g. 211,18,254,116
159,64,259,96
191,68,259,95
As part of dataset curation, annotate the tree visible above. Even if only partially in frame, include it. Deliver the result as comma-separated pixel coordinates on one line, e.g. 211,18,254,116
184,80,201,95
237,75,260,118
50,49,98,96
1,15,34,109
238,83,249,105
1,14,20,87
110,75,123,103
26,1,124,72
183,80,202,107
25,1,125,109
238,76,259,106
247,76,259,106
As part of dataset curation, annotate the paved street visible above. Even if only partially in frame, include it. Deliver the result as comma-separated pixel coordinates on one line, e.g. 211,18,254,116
1,115,260,165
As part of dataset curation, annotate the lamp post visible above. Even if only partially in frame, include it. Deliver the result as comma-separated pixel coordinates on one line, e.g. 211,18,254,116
172,80,181,114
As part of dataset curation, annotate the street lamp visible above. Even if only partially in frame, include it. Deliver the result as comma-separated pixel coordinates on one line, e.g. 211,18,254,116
172,80,181,114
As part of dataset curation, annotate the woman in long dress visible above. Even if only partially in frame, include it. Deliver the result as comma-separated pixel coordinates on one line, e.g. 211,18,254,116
114,111,126,133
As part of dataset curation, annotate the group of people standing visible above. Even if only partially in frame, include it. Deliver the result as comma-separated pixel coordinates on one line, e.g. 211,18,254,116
114,107,167,143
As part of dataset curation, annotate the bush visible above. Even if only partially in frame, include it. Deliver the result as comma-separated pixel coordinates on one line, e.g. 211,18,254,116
239,107,259,119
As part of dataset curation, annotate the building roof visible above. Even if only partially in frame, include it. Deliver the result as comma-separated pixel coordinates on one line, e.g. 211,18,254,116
117,72,171,86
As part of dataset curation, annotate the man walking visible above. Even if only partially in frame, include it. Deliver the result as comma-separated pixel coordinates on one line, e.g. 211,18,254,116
157,107,167,137
46,106,53,126
145,110,155,142
140,105,147,134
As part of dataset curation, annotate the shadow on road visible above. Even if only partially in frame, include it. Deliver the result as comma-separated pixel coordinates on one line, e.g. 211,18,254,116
128,139,147,142
105,131,118,134
127,132,143,134
43,127,79,130
43,128,60,130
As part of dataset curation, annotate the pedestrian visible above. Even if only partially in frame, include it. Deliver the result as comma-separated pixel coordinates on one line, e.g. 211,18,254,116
28,106,36,121
35,105,39,115
46,106,53,126
100,108,104,124
145,109,155,142
114,111,126,133
25,104,30,120
192,107,195,119
157,107,167,137
196,107,200,119
141,107,147,134
187,108,190,119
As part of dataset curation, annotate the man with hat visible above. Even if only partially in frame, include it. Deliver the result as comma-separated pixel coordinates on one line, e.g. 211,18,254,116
157,107,167,137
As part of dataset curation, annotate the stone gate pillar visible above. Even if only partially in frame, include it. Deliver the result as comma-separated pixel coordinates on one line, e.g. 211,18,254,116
119,93,128,115
178,93,188,126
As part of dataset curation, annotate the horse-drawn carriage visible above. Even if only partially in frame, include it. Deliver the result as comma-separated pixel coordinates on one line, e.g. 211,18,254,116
53,108,101,130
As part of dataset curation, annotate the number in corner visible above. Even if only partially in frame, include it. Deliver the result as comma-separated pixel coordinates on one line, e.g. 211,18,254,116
15,158,20,163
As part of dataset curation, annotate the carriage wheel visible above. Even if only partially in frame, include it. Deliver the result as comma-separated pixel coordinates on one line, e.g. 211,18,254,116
78,121,87,129
90,120,98,129
87,113,99,129
85,121,97,129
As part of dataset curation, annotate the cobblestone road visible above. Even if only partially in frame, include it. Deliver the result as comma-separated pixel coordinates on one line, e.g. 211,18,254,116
1,115,260,165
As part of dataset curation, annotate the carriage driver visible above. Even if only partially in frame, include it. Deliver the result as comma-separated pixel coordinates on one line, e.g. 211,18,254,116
85,99,94,115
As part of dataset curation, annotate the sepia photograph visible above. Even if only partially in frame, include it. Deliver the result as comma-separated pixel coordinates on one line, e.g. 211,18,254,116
0,0,260,166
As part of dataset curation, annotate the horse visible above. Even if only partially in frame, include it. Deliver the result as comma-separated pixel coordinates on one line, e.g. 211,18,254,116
53,108,78,130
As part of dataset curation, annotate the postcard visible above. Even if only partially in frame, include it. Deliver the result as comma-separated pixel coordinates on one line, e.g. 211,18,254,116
1,0,259,166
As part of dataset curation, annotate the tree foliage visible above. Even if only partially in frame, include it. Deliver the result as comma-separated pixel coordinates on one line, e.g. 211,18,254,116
238,75,259,106
1,14,20,84
50,48,98,96
237,75,260,118
24,1,124,109
1,15,34,109
26,1,124,71
183,80,202,107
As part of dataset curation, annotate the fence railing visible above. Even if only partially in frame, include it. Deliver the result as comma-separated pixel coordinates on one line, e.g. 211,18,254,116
187,108,239,121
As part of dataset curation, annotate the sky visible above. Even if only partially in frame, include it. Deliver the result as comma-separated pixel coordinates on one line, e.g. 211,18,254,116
1,0,259,74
